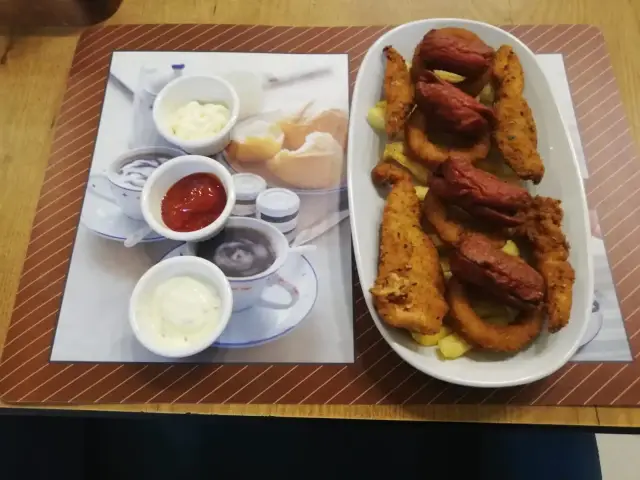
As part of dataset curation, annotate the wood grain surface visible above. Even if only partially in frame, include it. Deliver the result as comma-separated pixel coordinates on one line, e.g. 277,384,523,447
1,0,640,426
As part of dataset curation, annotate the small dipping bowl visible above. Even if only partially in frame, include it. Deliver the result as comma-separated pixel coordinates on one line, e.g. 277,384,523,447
129,256,233,358
141,155,236,242
153,75,240,156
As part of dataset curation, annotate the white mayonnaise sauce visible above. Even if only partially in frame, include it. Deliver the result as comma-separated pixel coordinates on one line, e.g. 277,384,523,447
136,276,221,349
168,101,230,140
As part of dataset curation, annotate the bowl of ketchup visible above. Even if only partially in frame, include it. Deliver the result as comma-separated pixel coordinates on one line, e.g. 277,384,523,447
141,155,236,241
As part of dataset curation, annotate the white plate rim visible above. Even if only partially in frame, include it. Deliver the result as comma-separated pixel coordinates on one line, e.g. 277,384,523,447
347,18,593,388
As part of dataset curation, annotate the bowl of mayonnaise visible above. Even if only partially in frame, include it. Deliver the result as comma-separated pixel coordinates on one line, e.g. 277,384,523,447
153,75,240,156
129,256,233,358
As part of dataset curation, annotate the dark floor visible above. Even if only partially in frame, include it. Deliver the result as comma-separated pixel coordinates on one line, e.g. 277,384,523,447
0,412,603,479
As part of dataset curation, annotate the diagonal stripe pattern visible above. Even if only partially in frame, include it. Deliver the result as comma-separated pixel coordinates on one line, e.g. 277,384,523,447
0,23,639,408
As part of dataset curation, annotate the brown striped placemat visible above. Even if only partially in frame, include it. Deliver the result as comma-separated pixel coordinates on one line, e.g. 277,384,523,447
1,24,639,406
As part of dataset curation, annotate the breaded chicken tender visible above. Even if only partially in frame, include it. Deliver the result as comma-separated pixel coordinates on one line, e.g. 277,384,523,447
493,45,545,184
370,163,448,334
383,46,414,139
516,196,575,332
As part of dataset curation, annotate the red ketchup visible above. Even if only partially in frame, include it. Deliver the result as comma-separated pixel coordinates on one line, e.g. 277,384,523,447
161,173,227,232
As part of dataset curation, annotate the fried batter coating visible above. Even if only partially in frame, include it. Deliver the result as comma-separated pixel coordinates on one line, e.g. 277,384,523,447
405,110,490,169
493,45,544,184
447,278,544,352
515,196,575,332
421,190,507,248
422,190,464,245
383,46,414,139
370,163,448,334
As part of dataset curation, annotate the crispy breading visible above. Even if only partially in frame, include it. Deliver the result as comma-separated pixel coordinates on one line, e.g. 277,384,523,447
493,45,545,184
516,196,575,332
447,278,544,352
493,45,524,94
405,109,490,169
421,188,509,249
383,46,414,139
370,163,448,334
421,189,465,245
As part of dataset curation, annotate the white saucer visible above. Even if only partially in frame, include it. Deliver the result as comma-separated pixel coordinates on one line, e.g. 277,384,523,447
81,175,164,243
161,243,318,347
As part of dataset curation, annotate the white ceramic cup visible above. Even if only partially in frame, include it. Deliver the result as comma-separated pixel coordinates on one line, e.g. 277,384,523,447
152,75,240,156
191,217,313,312
129,256,233,358
89,147,184,220
141,155,236,242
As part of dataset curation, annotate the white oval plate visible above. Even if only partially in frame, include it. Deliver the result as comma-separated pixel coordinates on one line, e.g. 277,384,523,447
348,19,593,388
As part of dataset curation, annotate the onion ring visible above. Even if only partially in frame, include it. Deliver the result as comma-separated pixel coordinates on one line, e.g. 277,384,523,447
405,110,490,169
447,278,544,352
422,190,464,245
422,191,508,248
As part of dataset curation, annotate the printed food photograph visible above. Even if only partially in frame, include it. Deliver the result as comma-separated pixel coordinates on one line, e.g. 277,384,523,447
349,20,596,387
225,106,348,192
49,51,354,365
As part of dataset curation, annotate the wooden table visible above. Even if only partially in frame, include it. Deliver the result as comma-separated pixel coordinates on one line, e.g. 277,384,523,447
1,0,640,426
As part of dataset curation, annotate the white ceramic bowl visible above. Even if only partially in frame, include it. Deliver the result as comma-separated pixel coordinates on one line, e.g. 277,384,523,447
153,75,240,155
129,256,233,358
348,19,593,388
141,155,236,242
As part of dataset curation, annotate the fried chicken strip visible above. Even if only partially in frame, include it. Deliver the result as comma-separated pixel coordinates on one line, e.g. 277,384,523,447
516,196,575,332
383,46,414,139
370,163,448,334
493,45,545,184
